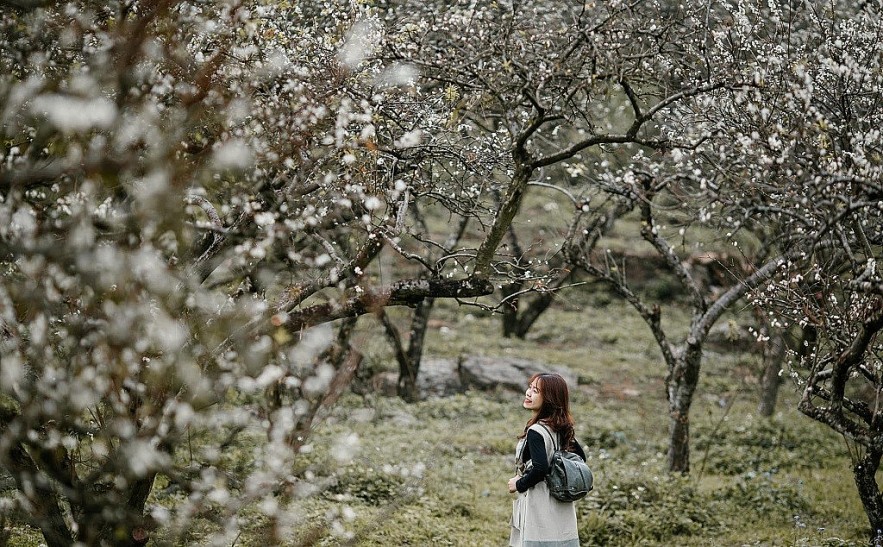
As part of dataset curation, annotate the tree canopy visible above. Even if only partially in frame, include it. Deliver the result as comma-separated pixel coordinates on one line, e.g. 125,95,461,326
1,0,882,544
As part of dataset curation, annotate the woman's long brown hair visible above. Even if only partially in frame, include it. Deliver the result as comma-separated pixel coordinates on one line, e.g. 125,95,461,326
519,373,577,450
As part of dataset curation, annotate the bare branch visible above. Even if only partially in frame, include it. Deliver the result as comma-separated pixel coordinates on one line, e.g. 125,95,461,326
284,277,494,332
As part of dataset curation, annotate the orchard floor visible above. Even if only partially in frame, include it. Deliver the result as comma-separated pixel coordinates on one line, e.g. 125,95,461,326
4,298,871,546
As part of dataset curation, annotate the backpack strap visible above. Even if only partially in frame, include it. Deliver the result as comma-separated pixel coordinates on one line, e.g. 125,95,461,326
536,423,559,452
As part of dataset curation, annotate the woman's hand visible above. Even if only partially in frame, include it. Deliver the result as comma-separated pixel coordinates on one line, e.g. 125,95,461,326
508,476,519,494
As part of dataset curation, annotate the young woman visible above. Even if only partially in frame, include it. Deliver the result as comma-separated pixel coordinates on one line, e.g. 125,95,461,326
507,372,586,547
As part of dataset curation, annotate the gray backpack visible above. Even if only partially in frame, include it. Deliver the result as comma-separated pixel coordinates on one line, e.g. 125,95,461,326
538,424,594,502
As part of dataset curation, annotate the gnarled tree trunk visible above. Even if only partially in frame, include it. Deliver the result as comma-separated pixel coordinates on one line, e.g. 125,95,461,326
380,298,436,402
8,444,72,547
666,346,702,473
501,284,557,339
854,449,883,547
757,333,786,417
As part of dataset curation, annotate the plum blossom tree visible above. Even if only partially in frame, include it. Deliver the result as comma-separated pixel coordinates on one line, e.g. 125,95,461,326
5,0,882,542
380,0,800,474
365,0,759,405
0,0,498,543
659,1,883,541
562,167,785,473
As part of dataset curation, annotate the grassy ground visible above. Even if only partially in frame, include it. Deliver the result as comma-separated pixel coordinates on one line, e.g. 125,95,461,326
283,295,868,546
4,296,870,546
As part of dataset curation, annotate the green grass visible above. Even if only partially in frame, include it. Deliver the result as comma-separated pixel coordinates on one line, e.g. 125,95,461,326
3,297,870,546
298,300,867,546
281,297,867,546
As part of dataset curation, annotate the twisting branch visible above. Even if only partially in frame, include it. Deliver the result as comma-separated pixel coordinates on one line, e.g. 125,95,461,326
186,195,227,281
636,174,707,315
277,230,386,312
284,277,494,332
692,256,786,344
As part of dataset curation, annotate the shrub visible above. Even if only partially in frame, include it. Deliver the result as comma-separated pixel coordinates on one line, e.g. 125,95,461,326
712,472,811,519
582,429,630,450
693,416,842,476
642,276,684,301
326,466,406,504
418,393,507,421
578,473,721,545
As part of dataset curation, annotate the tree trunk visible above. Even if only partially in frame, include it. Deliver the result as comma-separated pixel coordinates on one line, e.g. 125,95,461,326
854,449,883,546
381,298,435,402
93,473,157,546
127,472,157,522
288,317,361,453
8,444,72,547
501,282,521,338
397,298,435,402
667,350,702,473
513,291,555,339
667,404,691,473
501,215,525,339
757,333,785,417
502,268,572,339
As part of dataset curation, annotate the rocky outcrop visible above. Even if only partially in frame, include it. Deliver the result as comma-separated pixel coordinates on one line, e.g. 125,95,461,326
367,355,576,400
418,357,463,397
458,355,577,393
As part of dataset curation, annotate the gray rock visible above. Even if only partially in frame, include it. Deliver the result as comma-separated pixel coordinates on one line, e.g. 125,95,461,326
417,357,462,397
458,355,576,392
366,355,576,400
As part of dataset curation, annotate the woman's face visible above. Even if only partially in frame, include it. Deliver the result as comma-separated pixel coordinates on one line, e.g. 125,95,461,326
523,379,543,412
